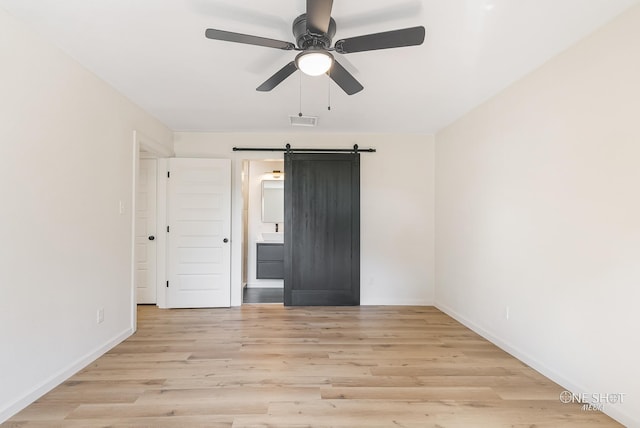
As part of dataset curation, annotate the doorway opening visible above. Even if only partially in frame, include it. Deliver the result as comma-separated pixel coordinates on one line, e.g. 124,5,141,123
241,159,285,304
131,130,174,331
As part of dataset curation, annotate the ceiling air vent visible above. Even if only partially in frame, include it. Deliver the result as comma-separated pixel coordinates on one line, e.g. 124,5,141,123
289,115,318,127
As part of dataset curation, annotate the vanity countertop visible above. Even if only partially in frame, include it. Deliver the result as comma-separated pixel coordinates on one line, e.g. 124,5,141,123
257,232,284,243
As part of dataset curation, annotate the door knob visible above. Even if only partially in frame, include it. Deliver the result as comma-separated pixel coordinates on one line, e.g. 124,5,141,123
148,236,155,241
223,238,229,243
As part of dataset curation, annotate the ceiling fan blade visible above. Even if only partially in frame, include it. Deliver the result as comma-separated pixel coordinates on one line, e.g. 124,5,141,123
327,60,363,95
306,0,334,34
256,62,298,92
205,29,295,50
334,26,425,54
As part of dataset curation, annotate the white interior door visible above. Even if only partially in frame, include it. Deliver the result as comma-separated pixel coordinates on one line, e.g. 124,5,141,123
167,158,231,308
135,158,157,304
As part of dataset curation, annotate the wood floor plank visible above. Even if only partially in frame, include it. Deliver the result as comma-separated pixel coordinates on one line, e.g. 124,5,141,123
66,402,268,419
320,386,502,400
3,305,621,427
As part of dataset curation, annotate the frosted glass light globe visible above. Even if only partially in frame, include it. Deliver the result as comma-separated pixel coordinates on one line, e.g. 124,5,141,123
296,51,333,76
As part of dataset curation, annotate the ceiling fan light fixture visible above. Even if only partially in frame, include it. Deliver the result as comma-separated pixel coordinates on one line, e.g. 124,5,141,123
295,51,333,76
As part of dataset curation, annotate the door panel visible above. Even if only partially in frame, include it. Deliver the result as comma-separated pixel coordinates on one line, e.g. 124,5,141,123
284,153,360,306
167,158,231,308
135,159,157,304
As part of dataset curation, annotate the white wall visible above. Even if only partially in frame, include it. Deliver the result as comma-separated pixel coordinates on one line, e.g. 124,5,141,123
246,160,284,288
435,5,640,426
0,8,172,422
173,132,435,307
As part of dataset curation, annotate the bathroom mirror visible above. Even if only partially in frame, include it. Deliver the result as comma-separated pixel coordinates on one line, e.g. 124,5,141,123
262,180,284,223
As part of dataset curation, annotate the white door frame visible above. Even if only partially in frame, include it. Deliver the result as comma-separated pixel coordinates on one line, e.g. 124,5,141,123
131,130,174,331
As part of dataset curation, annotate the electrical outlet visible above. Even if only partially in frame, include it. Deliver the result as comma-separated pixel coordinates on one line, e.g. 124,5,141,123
97,308,104,324
505,306,510,320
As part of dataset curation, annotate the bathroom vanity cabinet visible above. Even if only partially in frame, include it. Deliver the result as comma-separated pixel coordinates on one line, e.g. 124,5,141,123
256,242,284,279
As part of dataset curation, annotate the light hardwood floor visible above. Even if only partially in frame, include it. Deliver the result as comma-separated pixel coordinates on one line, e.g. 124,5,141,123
4,305,620,427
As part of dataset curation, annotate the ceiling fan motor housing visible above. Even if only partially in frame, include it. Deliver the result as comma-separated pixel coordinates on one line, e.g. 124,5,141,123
293,14,337,50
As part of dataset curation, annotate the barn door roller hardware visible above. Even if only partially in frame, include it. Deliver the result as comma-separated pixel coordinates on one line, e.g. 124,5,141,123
232,144,375,153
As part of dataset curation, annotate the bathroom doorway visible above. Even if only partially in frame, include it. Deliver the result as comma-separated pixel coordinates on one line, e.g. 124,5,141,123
241,159,285,304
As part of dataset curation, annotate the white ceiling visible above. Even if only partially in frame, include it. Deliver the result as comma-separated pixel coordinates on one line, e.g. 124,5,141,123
1,0,637,134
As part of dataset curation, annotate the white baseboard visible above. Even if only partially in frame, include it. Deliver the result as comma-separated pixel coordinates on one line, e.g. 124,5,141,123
0,328,133,423
361,298,434,306
435,302,637,428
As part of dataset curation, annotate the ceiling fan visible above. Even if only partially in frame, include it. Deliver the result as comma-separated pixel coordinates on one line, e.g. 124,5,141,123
205,0,426,95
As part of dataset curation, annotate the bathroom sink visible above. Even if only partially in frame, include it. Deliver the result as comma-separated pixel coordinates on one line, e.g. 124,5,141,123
259,232,284,242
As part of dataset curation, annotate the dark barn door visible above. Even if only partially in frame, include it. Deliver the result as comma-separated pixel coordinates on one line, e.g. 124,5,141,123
284,153,360,306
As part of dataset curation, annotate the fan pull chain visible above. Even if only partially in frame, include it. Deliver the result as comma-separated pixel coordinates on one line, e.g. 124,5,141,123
327,69,331,111
298,70,303,117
